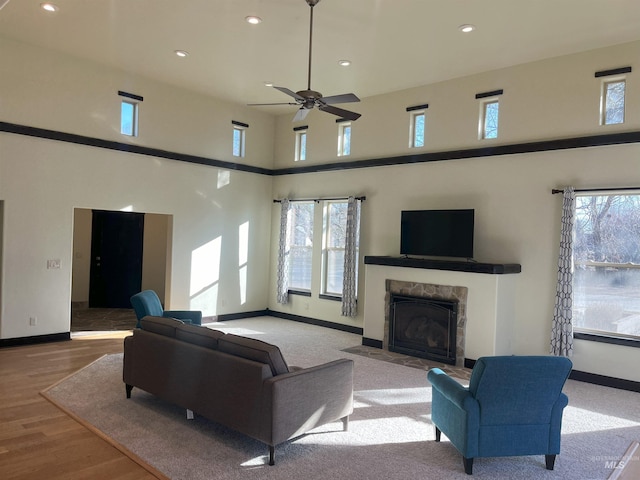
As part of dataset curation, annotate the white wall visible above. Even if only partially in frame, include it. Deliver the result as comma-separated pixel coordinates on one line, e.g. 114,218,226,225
0,38,275,339
269,40,640,382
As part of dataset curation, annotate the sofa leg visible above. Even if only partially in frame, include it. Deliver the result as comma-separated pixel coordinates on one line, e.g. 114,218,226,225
342,416,349,432
545,454,556,470
269,446,275,466
435,426,441,442
125,384,133,399
463,457,473,475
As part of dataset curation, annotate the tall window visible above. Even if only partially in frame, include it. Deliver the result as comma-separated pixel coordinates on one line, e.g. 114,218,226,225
410,111,425,148
120,100,138,136
287,202,314,291
295,129,307,161
322,201,359,296
232,125,246,157
480,99,499,139
337,122,351,156
601,78,626,125
573,192,640,339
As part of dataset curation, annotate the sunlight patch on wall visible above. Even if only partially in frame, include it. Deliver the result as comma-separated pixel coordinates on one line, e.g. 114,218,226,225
238,221,249,305
189,236,222,315
218,170,231,189
120,205,134,212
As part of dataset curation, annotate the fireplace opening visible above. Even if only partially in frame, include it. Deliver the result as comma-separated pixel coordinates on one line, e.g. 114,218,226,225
389,294,457,365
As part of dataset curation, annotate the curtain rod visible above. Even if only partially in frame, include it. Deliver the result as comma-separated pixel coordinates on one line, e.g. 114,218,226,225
551,187,640,194
273,196,366,203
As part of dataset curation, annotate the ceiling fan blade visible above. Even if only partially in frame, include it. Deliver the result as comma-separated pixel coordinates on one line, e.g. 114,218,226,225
293,107,311,122
247,102,298,106
319,104,361,121
320,93,360,105
273,86,305,101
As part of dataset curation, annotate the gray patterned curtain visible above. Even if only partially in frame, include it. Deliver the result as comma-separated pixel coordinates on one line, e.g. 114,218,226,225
551,187,575,357
276,199,290,304
341,197,361,317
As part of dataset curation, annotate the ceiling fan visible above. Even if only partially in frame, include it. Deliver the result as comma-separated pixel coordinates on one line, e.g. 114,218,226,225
248,0,361,122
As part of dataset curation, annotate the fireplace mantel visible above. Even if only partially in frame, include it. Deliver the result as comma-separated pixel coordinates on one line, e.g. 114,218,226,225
364,256,521,275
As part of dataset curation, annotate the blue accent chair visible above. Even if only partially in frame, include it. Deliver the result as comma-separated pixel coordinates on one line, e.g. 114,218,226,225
428,355,572,475
130,290,202,328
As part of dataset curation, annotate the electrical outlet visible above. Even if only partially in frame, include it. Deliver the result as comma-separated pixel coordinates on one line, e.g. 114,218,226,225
47,259,61,269
29,317,37,326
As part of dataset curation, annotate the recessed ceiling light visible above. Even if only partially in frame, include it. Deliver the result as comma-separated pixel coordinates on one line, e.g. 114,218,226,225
174,50,189,58
338,60,351,67
264,82,274,87
245,16,262,25
40,2,59,12
459,24,476,33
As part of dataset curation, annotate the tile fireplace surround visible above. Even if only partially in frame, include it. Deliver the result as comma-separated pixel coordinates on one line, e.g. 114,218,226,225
384,279,468,367
363,257,521,364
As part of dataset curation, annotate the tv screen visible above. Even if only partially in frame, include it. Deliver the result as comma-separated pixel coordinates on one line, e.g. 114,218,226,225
400,209,474,259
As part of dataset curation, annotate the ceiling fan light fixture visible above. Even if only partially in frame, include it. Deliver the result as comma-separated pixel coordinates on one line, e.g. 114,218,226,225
338,60,351,67
245,16,262,25
459,24,476,33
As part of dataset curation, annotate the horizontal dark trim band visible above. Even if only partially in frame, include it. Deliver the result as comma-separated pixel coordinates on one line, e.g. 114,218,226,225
362,337,383,349
293,125,308,132
266,309,363,335
335,118,351,124
118,91,144,102
475,89,503,99
272,130,640,175
595,66,632,78
319,294,342,302
273,196,366,203
3,121,640,178
0,332,71,348
569,369,640,393
214,310,269,322
0,121,271,176
574,332,639,348
288,289,312,297
406,104,429,112
552,186,640,194
231,120,249,128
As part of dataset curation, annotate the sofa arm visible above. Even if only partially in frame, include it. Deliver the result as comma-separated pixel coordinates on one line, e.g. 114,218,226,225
428,368,476,411
265,358,354,445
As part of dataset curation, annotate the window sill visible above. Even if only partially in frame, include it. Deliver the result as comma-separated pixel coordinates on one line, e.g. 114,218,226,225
574,332,640,348
288,289,311,297
319,294,342,302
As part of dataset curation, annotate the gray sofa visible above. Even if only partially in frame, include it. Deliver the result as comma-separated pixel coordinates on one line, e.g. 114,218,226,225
123,316,354,465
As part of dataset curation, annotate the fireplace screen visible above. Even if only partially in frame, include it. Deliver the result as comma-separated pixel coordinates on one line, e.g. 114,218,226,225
389,294,457,364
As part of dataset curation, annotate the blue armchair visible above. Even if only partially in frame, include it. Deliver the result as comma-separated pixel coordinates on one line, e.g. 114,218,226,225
428,355,572,475
130,290,202,328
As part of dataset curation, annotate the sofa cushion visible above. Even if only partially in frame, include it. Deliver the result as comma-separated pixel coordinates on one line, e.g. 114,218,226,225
176,323,225,349
140,316,184,337
218,334,289,376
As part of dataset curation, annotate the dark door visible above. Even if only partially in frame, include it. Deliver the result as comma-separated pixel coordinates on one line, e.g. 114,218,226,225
89,210,144,308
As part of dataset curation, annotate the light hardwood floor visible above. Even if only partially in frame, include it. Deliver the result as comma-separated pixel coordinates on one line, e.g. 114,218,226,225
0,332,156,480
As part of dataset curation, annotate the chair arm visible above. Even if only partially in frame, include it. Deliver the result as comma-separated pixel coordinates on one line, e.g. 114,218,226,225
264,358,354,445
163,310,202,325
428,368,476,411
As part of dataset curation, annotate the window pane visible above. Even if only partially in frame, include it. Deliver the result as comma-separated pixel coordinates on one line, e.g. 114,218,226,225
573,194,640,338
604,80,625,125
288,203,314,290
483,101,499,139
233,128,242,157
300,132,306,160
413,113,425,147
326,249,345,294
121,101,135,136
323,201,359,296
343,126,351,156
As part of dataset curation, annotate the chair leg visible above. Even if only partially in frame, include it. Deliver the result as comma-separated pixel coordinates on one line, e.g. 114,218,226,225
342,416,349,432
269,446,275,466
125,384,133,399
463,457,473,475
545,454,556,470
435,426,441,442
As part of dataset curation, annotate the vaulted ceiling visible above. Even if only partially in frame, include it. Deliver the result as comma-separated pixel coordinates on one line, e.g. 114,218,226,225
2,0,640,115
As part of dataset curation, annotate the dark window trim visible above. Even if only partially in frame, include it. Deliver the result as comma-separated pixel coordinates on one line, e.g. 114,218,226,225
574,331,640,348
476,89,503,99
118,91,144,102
406,104,429,112
319,293,342,302
287,289,311,297
232,120,249,128
293,125,308,132
335,118,351,124
595,66,632,78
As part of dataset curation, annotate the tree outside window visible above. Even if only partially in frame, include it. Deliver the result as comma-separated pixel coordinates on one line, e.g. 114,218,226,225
288,202,314,290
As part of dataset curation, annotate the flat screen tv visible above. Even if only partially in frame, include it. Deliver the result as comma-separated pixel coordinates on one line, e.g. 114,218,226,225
400,209,474,259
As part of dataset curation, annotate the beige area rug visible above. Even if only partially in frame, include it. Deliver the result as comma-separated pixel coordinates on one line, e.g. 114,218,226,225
42,317,640,480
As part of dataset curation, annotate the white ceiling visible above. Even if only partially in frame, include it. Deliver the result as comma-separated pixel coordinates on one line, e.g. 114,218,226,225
2,0,640,115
